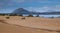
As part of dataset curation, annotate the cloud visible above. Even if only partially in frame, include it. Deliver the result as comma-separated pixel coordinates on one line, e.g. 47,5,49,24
0,0,60,13
25,7,49,12
28,0,60,3
25,5,60,12
55,5,60,11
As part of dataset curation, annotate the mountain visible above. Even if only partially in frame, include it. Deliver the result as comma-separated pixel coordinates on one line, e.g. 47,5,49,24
12,8,60,15
0,8,60,15
13,8,31,14
12,8,40,14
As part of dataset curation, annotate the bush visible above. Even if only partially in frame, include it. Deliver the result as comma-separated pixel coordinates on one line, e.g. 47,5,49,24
9,13,17,16
13,14,17,16
0,14,5,16
6,17,10,19
28,14,33,17
36,14,39,17
18,14,23,16
50,16,54,18
21,17,25,19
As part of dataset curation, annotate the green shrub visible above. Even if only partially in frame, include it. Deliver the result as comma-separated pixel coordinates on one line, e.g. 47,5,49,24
9,14,17,16
28,14,33,17
13,14,17,16
50,16,54,18
21,17,25,19
18,14,23,16
36,14,39,17
6,17,10,19
0,14,5,16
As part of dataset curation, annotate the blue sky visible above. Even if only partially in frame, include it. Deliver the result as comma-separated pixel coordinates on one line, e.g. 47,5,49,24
0,0,60,13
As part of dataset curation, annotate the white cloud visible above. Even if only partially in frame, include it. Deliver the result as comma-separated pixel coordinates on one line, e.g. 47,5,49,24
25,7,48,12
28,0,60,3
55,5,60,11
25,5,60,12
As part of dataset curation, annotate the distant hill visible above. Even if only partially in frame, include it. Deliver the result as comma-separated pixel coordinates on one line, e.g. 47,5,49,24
0,8,60,15
12,8,31,14
12,8,40,14
12,8,60,15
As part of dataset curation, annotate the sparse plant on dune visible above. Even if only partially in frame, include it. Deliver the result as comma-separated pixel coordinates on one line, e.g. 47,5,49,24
36,14,39,17
0,14,5,16
13,14,17,16
9,13,17,16
6,17,10,19
21,17,25,19
18,14,23,16
28,14,33,17
50,16,54,18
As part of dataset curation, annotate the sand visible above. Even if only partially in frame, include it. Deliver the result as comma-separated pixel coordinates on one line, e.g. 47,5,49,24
0,16,60,33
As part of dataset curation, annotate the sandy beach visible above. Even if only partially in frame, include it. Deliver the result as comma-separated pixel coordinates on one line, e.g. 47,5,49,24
0,16,60,33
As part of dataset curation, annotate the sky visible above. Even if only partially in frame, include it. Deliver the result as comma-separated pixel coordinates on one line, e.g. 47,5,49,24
0,0,60,13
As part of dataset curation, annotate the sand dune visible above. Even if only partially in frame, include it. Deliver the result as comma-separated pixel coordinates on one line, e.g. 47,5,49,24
0,16,60,33
5,16,60,30
0,20,58,33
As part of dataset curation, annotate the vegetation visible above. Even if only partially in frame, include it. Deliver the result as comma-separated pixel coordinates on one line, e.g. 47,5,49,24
50,16,54,18
36,14,39,17
28,14,33,17
18,14,23,16
21,17,25,19
9,13,17,16
6,17,10,19
0,14,5,16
